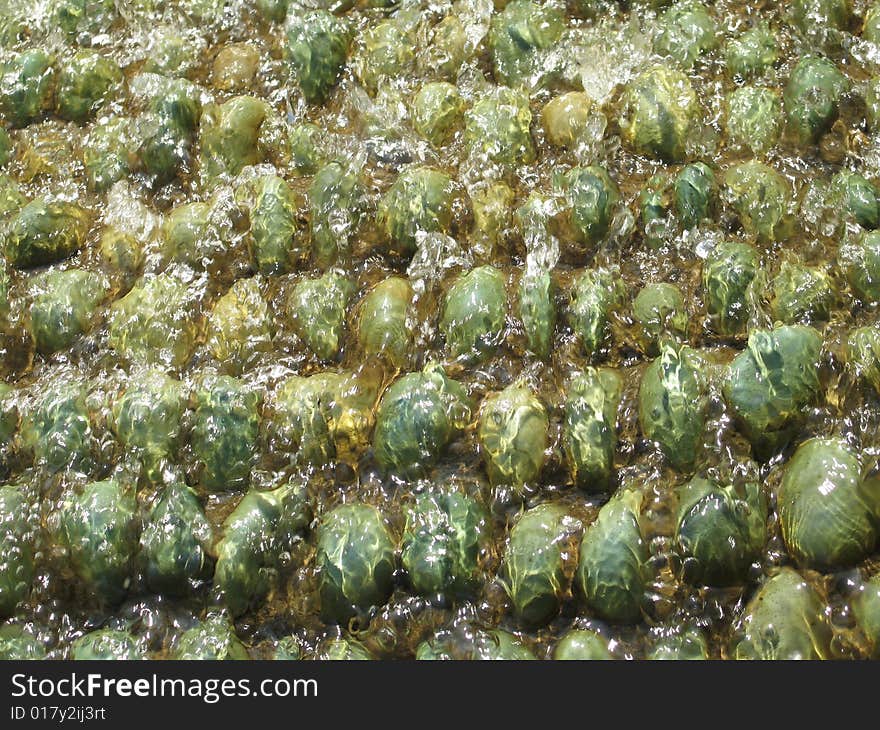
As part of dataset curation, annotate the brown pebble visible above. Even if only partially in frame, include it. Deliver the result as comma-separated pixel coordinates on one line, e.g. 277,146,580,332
212,43,260,92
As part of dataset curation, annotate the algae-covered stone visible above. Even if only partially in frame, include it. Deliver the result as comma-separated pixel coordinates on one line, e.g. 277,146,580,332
373,363,471,478
112,368,184,466
356,276,413,369
840,230,880,303
21,381,92,473
576,489,648,624
289,271,353,361
206,277,273,373
316,503,395,623
138,77,201,185
732,568,831,660
285,10,350,104
401,488,489,599
478,383,548,490
723,161,792,242
191,376,262,492
55,50,122,123
769,262,836,325
791,0,851,38
0,625,46,660
517,262,556,360
160,200,229,269
853,574,880,657
0,129,11,167
632,282,688,354
501,503,579,627
553,629,612,660
674,162,716,228
568,268,625,358
354,20,414,94
465,87,535,166
141,479,212,596
830,171,880,230
426,15,467,82
5,199,90,269
28,269,107,354
83,116,132,193
702,241,759,337
778,437,879,571
566,165,619,247
440,266,507,364
289,123,324,175
264,373,338,467
620,65,699,162
647,626,709,660
412,82,464,147
564,368,621,492
725,86,783,155
175,615,249,660
488,0,564,90
70,630,141,660
639,341,708,471
0,485,35,618
98,227,143,278
377,167,458,258
57,480,138,606
866,4,880,45
315,637,373,660
675,477,767,586
845,326,880,393
108,271,203,369
199,95,272,180
272,635,302,660
784,56,850,146
723,325,824,454
416,627,535,660
215,481,311,616
725,23,778,79
653,0,717,68
0,50,54,128
249,174,302,274
308,161,363,267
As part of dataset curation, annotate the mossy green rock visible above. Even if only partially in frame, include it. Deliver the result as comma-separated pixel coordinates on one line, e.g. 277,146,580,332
401,488,489,599
723,325,823,453
373,363,471,478
501,503,578,627
732,568,831,660
674,477,767,586
702,241,759,337
192,376,262,492
56,50,122,123
5,199,90,269
783,56,850,145
478,384,548,490
377,167,457,258
576,489,648,624
317,503,395,622
440,266,507,364
28,269,107,354
564,368,622,491
289,271,353,361
778,438,879,571
57,480,138,606
620,65,699,162
840,230,880,303
639,341,707,471
0,485,35,618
